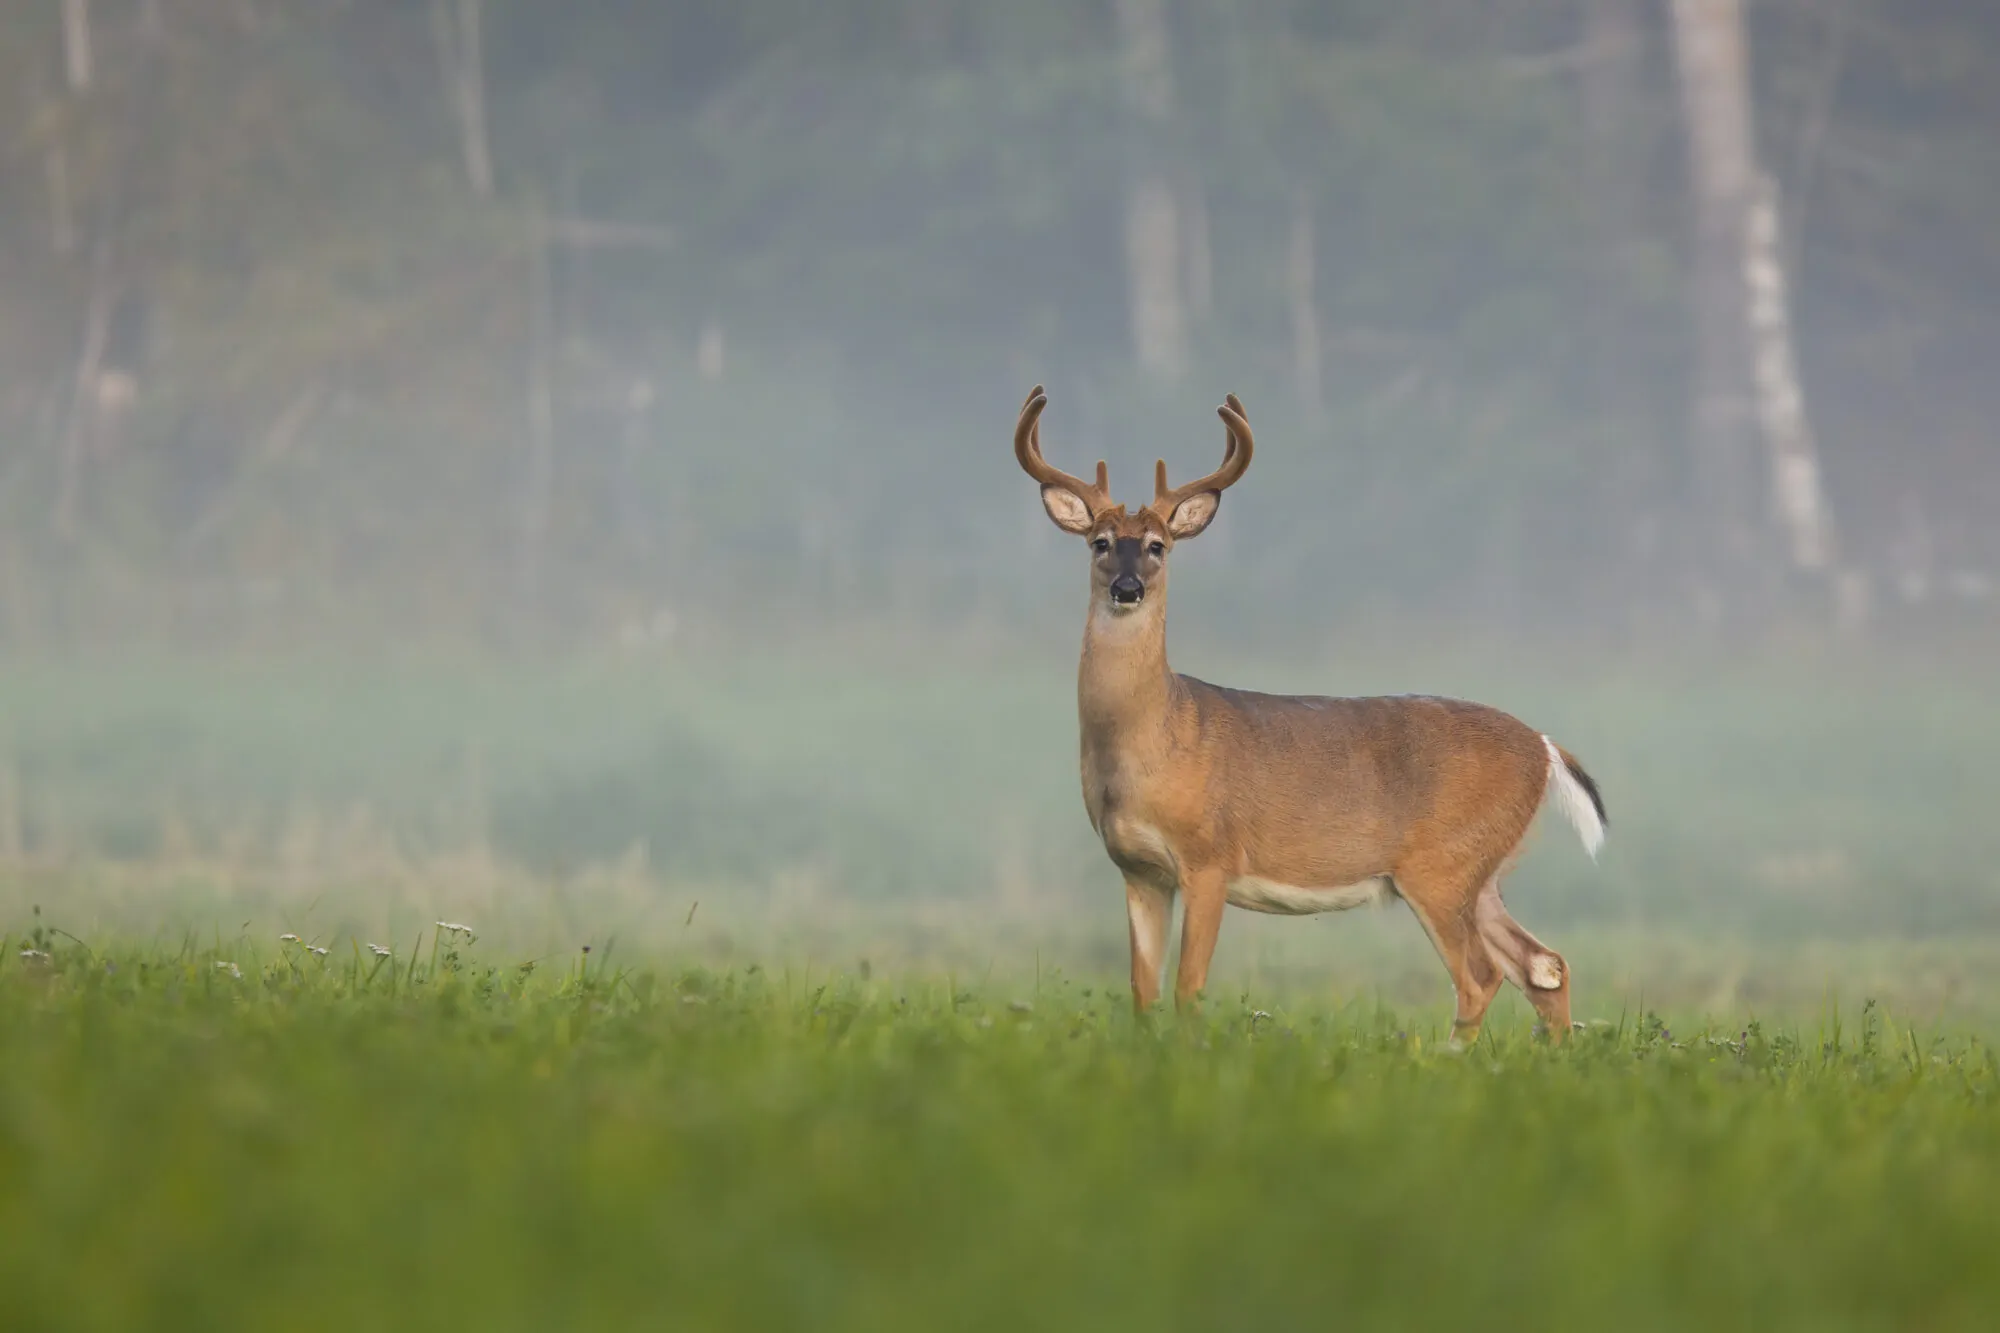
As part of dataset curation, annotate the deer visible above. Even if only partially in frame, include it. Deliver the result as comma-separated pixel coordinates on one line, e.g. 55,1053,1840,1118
1013,386,1606,1043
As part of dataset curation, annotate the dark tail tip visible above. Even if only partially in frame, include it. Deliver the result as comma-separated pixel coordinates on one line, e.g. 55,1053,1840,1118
1563,752,1608,830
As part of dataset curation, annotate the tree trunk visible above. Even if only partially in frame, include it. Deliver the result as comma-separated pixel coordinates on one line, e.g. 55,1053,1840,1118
1668,0,1762,618
1114,0,1186,381
518,208,554,627
61,0,92,93
454,0,493,196
1287,187,1323,415
430,0,494,198
56,241,115,541
1743,175,1834,573
1669,0,1840,625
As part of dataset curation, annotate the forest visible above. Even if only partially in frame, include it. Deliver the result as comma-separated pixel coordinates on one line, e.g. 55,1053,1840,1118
2,0,1994,653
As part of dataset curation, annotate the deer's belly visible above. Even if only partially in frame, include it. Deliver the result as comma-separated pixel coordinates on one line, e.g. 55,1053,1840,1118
1225,875,1393,916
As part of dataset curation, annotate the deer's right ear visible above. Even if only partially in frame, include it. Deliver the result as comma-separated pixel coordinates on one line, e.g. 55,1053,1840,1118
1166,490,1220,539
1040,486,1095,535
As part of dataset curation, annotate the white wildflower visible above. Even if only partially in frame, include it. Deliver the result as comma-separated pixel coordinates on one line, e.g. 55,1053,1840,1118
215,961,242,979
307,945,329,958
19,949,49,962
278,933,300,944
368,943,392,958
433,920,475,938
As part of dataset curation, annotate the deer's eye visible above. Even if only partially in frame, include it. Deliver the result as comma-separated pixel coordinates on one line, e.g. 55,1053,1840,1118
1148,541,1165,558
1092,537,1111,554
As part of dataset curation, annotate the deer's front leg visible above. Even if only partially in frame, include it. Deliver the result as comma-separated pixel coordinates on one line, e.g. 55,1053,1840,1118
1173,867,1227,1012
1125,877,1174,1012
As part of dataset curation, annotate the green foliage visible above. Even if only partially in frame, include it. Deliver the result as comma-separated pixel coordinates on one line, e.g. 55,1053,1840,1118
2,931,1998,1330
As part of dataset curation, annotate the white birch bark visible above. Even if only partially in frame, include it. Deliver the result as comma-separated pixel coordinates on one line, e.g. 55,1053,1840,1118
430,0,494,197
1668,0,1763,595
1742,175,1833,571
1114,0,1186,381
62,0,92,93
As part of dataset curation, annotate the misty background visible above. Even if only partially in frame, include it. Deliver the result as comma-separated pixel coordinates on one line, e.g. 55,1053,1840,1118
0,1,1995,984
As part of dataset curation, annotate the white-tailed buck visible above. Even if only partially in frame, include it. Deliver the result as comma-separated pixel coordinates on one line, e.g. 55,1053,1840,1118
1014,387,1606,1041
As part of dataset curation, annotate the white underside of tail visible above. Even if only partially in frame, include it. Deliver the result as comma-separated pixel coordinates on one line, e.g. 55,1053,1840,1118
1542,736,1605,860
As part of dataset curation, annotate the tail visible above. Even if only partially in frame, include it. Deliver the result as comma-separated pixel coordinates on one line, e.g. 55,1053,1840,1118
1541,736,1607,860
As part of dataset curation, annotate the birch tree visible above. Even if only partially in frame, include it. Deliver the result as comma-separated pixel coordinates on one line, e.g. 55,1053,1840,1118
1668,0,1761,607
1114,0,1186,381
430,0,493,197
61,0,92,92
1668,0,1838,616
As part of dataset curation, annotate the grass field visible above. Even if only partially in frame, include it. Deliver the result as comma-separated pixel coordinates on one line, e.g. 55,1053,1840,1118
3,646,1998,1329
3,928,1998,1332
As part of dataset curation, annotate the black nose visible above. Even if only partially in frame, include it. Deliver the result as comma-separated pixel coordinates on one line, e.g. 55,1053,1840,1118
1109,575,1145,605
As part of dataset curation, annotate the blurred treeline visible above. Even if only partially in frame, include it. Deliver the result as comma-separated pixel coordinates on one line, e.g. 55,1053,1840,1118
0,0,1994,653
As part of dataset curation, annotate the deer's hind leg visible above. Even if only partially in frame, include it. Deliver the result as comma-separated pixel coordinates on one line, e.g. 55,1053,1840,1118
1475,879,1571,1038
1392,859,1507,1047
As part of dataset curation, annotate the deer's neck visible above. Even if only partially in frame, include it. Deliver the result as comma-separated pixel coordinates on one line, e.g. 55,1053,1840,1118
1078,600,1175,741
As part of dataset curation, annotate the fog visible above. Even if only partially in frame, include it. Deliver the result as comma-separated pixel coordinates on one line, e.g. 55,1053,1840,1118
0,1,1994,976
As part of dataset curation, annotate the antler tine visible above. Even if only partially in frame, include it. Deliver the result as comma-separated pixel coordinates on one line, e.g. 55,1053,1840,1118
1152,393,1255,513
1014,386,1113,512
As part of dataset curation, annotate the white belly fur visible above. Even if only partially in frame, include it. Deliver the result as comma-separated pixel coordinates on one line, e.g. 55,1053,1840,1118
1226,875,1393,916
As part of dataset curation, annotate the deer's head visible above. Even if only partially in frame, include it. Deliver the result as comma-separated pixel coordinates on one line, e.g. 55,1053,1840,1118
1014,387,1254,615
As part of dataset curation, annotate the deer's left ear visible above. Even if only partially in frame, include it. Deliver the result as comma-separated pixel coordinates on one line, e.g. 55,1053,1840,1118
1040,485,1095,535
1167,491,1220,539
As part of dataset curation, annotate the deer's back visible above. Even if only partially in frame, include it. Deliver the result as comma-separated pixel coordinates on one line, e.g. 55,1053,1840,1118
1165,678,1550,891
